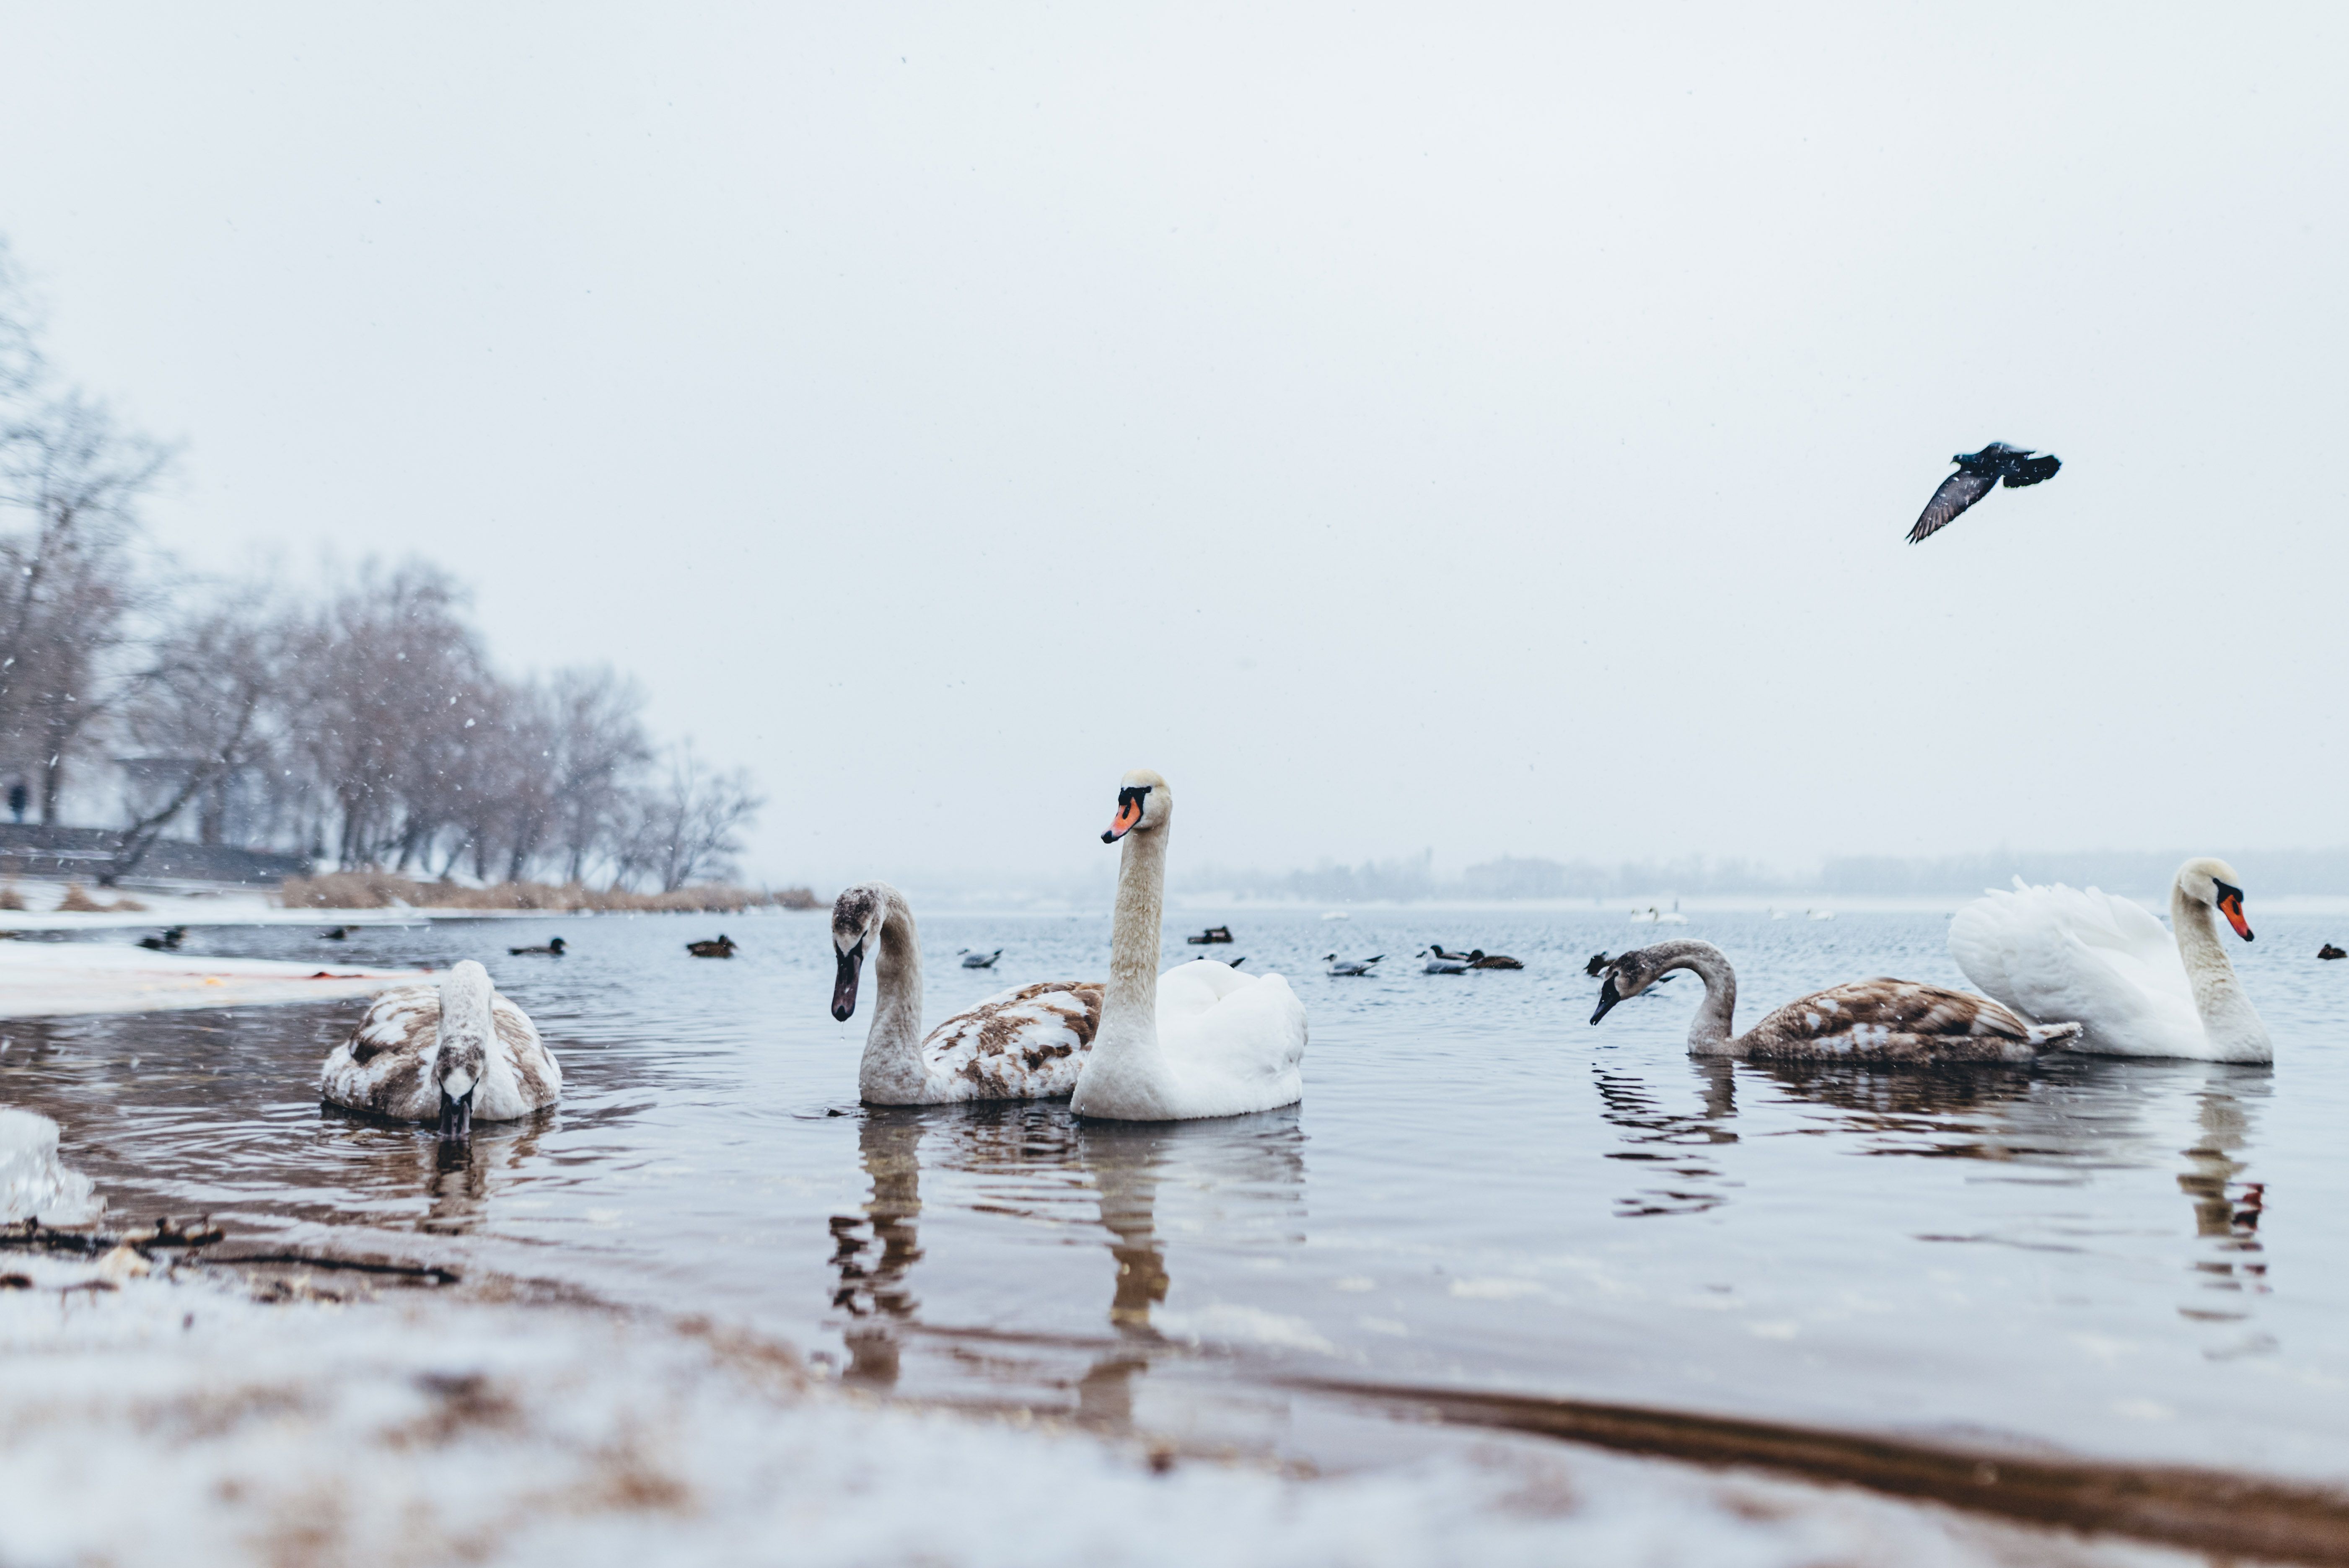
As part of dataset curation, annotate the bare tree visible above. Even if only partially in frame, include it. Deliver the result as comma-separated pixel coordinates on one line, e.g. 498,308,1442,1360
0,238,44,408
544,666,653,884
0,394,171,822
290,561,494,869
106,585,290,882
617,743,763,892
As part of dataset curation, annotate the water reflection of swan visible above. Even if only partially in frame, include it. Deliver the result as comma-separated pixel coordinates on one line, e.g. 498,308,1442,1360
1594,1059,1739,1219
413,1114,548,1235
831,1108,933,1387
822,1103,1308,1421
1070,1111,1307,1429
2174,1075,2272,1345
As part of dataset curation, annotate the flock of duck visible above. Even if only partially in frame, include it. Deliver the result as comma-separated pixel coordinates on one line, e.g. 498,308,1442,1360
314,766,2284,1139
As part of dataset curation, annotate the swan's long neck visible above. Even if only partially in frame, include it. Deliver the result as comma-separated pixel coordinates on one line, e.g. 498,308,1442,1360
435,960,493,1095
857,888,930,1102
1655,941,1738,1055
2170,880,2269,1053
1093,825,1172,1075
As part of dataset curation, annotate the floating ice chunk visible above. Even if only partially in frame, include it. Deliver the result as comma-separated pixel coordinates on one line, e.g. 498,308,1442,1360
0,1107,101,1224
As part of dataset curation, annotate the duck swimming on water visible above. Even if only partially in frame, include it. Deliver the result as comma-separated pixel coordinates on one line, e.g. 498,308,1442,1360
1591,939,2082,1063
687,935,738,958
509,936,567,957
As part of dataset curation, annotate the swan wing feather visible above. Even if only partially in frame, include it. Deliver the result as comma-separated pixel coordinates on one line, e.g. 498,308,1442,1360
320,985,440,1119
1949,882,2202,1055
1732,978,2059,1061
482,991,562,1117
1156,970,1308,1118
1156,958,1253,1025
920,980,1104,1100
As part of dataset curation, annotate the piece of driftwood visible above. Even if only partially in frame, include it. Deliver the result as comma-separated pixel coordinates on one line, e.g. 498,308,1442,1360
3,1216,224,1258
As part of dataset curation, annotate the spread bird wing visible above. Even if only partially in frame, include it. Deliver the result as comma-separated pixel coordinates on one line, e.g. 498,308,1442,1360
2004,453,2061,488
1907,470,1997,543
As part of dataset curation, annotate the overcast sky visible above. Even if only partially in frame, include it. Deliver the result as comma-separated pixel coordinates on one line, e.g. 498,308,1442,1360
1,5,2342,889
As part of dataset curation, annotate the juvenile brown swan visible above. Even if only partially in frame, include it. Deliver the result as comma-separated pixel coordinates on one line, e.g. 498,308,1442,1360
321,960,559,1138
833,882,1100,1104
1591,939,2081,1063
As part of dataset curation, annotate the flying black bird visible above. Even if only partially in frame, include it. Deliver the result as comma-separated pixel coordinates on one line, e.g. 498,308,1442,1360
1907,442,2062,543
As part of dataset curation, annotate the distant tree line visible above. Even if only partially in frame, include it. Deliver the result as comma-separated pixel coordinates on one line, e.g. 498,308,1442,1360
1227,847,2349,903
0,238,761,889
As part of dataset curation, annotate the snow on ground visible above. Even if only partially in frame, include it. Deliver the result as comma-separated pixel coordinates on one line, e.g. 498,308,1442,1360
0,878,417,930
0,1108,98,1224
0,939,430,1019
0,1247,2195,1568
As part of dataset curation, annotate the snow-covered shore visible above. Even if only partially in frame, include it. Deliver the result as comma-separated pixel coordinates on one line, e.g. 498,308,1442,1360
0,940,430,1019
0,1245,2190,1568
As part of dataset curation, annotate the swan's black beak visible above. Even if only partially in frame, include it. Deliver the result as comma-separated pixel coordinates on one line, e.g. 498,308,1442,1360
435,1088,474,1142
2215,882,2253,941
1590,975,1624,1025
832,941,865,1022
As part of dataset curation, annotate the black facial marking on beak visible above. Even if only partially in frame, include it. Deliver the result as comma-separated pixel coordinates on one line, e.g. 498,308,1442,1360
2214,880,2253,942
1590,974,1624,1025
435,1088,474,1142
832,938,866,1022
1103,784,1152,844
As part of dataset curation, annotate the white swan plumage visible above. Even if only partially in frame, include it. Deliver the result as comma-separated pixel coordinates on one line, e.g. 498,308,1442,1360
1071,769,1309,1121
832,882,1101,1104
1947,857,2270,1063
320,960,559,1138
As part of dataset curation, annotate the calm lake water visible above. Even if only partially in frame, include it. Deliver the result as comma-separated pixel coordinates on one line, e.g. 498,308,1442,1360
8,906,2349,1483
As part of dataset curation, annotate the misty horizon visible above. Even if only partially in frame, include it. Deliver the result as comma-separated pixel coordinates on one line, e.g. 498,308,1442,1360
3,8,2343,892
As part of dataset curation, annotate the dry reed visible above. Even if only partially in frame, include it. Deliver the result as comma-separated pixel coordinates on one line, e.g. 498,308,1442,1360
278,872,818,915
55,883,148,913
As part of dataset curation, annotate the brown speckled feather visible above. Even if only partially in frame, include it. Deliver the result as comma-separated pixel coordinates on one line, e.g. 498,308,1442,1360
919,980,1103,1099
1737,978,2064,1063
321,982,562,1122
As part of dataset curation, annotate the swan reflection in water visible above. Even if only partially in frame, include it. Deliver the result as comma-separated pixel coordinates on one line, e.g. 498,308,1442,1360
316,1103,555,1236
827,1102,1307,1424
1603,1054,2274,1340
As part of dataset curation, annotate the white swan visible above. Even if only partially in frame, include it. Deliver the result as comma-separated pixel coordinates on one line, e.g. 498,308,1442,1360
320,960,559,1138
1947,857,2270,1063
1071,770,1309,1121
831,883,1101,1104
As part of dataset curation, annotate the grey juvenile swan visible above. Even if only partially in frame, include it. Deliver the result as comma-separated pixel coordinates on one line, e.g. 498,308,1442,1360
1590,939,2082,1063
